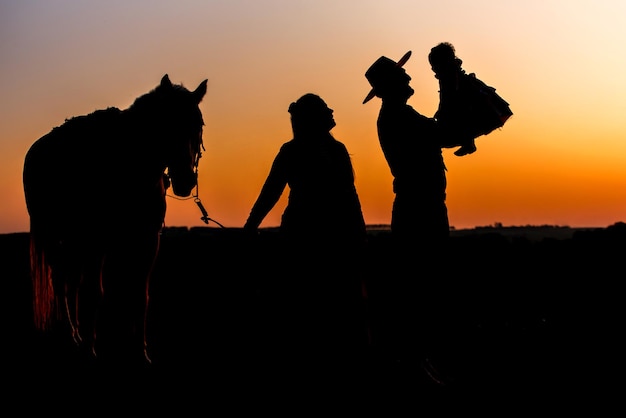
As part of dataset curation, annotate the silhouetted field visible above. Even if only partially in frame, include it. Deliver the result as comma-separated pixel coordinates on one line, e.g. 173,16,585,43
1,224,623,412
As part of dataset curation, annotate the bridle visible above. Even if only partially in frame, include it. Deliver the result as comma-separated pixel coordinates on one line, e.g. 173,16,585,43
166,132,225,228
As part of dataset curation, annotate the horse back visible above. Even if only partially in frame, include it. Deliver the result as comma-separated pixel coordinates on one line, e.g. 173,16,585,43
23,107,166,227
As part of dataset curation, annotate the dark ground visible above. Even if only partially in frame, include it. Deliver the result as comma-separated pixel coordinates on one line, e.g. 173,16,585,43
1,224,623,413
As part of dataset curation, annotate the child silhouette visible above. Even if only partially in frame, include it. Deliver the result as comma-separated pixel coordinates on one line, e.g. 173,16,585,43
428,42,477,156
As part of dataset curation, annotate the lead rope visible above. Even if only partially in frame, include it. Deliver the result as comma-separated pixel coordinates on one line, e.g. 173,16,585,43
193,189,225,228
164,176,224,228
192,142,224,228
193,140,224,228
165,143,225,228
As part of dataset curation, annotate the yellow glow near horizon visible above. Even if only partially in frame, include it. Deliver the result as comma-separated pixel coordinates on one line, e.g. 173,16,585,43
1,1,625,233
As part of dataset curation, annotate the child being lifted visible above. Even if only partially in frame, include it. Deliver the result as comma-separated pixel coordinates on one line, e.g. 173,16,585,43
428,42,512,157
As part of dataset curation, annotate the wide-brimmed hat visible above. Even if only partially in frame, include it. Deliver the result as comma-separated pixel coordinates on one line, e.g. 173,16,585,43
363,50,412,104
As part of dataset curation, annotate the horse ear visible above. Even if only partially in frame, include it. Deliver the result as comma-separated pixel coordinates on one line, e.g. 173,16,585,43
160,74,173,88
193,79,208,103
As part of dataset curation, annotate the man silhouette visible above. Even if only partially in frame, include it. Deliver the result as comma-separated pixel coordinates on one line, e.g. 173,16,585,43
364,51,461,247
363,51,462,385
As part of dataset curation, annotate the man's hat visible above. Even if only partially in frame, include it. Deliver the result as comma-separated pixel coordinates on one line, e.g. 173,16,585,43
363,51,412,104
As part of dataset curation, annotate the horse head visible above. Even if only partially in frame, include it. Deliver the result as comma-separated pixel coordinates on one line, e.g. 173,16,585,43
156,74,208,197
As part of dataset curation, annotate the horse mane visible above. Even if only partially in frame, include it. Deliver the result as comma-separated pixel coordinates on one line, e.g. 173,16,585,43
128,81,197,113
124,78,206,158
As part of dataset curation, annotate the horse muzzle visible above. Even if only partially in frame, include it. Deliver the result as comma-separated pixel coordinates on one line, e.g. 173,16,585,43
169,171,197,197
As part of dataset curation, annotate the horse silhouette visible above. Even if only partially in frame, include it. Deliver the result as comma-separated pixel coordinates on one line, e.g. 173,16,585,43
23,74,208,364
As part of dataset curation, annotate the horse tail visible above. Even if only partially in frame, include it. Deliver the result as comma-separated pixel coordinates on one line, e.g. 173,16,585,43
29,223,55,331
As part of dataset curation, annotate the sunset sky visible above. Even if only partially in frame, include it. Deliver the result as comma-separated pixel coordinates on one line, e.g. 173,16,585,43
1,1,625,234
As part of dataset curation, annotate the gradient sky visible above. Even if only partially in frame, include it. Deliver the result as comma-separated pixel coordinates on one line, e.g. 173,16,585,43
1,0,625,234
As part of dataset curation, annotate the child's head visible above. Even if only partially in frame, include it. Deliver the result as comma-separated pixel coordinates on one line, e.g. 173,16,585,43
428,42,463,75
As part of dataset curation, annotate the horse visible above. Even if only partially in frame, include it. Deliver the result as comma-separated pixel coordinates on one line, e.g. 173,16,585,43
23,74,208,365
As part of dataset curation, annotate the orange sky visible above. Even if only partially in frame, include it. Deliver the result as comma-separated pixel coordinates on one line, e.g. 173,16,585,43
1,1,625,234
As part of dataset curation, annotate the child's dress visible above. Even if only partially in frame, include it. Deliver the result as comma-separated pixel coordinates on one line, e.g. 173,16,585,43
431,51,512,156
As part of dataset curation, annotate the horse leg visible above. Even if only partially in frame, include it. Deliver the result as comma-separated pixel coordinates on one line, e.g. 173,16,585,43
63,280,82,346
59,237,104,359
52,242,83,346
128,232,160,365
77,253,104,359
101,231,159,365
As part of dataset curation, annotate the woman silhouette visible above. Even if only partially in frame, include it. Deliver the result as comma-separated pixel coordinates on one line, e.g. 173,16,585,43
243,93,368,370
244,93,366,247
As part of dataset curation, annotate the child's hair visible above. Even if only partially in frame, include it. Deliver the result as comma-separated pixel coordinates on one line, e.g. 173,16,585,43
428,42,463,74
